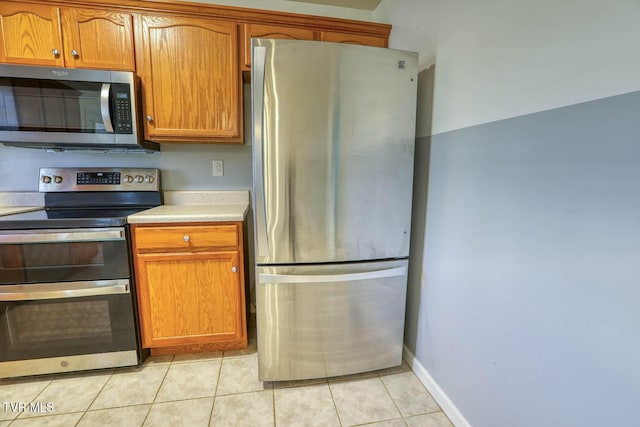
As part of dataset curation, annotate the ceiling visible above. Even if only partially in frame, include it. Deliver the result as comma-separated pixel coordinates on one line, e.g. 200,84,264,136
285,0,381,11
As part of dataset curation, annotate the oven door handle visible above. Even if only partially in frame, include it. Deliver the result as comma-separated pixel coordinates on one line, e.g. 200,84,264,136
0,279,130,301
0,228,125,244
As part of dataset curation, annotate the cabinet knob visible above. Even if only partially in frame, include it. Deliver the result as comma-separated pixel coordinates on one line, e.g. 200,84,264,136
183,235,190,242
146,115,153,122
71,49,79,57
51,48,60,57
231,266,238,273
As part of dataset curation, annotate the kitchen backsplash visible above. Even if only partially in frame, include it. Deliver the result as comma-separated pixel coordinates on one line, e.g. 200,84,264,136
163,190,249,205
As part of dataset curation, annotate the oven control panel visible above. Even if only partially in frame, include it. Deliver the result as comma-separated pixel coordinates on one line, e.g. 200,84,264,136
39,168,160,192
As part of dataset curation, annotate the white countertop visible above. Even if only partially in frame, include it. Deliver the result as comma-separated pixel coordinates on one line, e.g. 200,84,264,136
0,192,44,209
127,190,250,224
0,190,249,223
127,204,248,223
0,206,43,216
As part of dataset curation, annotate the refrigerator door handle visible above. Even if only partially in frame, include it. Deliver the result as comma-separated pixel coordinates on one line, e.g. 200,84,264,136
252,44,270,258
259,266,407,284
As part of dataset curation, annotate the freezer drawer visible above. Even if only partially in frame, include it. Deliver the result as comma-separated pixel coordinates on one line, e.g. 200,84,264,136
256,259,408,381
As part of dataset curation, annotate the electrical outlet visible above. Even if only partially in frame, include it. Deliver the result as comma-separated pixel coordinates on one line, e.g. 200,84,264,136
212,160,224,177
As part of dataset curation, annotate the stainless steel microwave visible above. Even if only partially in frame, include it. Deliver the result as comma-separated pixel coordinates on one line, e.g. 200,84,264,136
0,64,158,152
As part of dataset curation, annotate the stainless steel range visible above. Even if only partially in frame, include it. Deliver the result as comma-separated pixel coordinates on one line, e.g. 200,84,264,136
0,167,161,378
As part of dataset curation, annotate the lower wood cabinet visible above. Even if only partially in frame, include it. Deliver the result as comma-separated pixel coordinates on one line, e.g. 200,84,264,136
131,222,247,354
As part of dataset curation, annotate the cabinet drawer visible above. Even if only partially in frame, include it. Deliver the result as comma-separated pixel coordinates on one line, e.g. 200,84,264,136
134,224,239,251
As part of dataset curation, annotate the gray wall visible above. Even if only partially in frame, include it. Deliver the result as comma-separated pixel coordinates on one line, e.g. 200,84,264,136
375,1,640,425
410,84,640,426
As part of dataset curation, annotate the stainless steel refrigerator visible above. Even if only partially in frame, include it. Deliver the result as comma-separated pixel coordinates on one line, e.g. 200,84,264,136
251,38,418,381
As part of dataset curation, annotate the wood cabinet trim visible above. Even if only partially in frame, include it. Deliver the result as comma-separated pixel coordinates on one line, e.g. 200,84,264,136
6,0,391,38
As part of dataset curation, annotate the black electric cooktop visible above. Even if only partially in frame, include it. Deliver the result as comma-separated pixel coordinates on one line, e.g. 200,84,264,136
0,167,162,231
0,207,151,230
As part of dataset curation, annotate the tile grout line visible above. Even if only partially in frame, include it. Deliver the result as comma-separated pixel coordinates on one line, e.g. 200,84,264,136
12,376,53,422
208,355,225,426
379,368,449,423
73,369,116,427
326,379,344,427
378,372,450,424
378,373,407,425
272,385,277,426
139,362,172,426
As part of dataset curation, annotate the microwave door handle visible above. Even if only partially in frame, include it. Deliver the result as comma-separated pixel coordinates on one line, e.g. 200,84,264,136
100,83,115,134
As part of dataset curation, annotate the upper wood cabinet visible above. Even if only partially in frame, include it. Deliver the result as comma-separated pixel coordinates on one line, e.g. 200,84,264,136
60,8,135,70
1,0,389,143
0,3,64,66
0,2,134,70
135,14,242,143
242,23,316,70
320,31,387,48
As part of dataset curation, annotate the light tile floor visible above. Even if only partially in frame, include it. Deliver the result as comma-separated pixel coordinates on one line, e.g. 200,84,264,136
1,335,454,427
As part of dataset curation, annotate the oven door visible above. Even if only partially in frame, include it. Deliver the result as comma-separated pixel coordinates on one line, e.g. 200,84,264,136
0,227,129,285
0,279,139,378
0,227,139,377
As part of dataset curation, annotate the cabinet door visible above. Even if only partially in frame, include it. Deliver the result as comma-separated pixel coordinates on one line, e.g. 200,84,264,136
0,3,63,66
135,250,245,348
242,23,316,70
60,8,134,71
136,15,242,142
320,31,387,48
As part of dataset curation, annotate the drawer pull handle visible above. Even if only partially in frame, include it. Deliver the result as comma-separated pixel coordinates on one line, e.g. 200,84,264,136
231,266,237,273
183,235,190,242
51,48,60,57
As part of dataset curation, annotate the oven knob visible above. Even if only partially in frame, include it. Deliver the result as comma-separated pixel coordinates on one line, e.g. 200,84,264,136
42,175,52,184
124,175,134,183
145,175,155,183
135,175,144,183
53,175,63,183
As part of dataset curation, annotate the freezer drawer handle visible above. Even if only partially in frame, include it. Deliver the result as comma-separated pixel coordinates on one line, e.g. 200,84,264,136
259,266,407,284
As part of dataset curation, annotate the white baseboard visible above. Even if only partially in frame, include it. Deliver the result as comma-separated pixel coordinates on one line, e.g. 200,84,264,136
403,345,472,427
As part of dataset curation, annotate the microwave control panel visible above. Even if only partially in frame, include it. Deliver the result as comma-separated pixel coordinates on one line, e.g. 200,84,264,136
112,84,133,134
